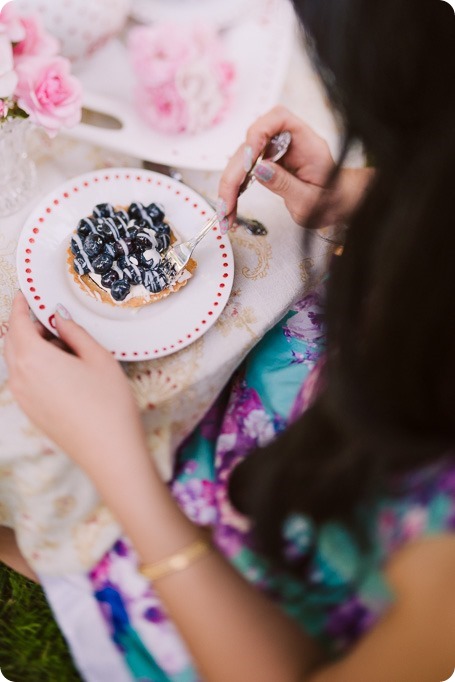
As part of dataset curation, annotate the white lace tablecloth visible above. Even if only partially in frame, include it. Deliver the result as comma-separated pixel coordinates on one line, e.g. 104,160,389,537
0,37,348,575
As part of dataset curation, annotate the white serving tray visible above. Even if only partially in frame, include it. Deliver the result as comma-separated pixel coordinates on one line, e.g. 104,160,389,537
67,0,296,170
131,0,255,28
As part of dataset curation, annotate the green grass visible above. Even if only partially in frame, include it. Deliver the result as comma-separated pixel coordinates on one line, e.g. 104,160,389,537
0,563,82,682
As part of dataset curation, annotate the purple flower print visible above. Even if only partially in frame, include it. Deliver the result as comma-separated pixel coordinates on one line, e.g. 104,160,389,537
113,539,129,557
243,409,275,446
172,478,217,525
182,459,198,476
326,596,375,647
284,310,325,344
143,606,166,624
284,288,326,344
292,289,324,313
401,506,428,542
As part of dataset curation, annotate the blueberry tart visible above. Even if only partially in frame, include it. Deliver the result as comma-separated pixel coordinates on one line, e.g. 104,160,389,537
67,201,197,307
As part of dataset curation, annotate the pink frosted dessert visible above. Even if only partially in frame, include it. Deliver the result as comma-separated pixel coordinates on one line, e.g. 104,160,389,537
128,22,235,135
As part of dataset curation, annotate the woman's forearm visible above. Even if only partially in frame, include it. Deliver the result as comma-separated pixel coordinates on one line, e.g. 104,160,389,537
86,443,324,682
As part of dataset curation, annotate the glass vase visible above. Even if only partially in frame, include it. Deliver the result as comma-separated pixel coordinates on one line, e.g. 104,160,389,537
0,117,36,217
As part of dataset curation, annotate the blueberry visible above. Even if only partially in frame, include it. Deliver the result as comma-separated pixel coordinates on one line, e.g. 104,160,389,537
114,241,126,258
117,255,129,270
127,227,138,239
93,203,115,219
123,265,145,285
98,217,128,241
70,237,81,256
73,256,90,275
96,219,116,241
77,217,98,238
135,215,155,230
114,209,129,222
140,247,161,269
128,202,146,220
83,233,104,258
146,202,165,223
101,269,120,288
156,233,171,253
153,221,171,236
123,237,136,253
135,231,158,251
92,253,113,275
111,278,131,301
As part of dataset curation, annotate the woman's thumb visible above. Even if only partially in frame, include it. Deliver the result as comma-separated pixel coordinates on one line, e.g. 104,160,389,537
54,304,104,360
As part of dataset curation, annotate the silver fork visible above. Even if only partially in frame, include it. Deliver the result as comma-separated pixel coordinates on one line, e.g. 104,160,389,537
169,170,268,236
163,131,292,283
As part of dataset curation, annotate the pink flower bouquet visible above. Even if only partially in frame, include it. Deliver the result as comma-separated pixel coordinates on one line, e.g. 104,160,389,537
128,23,235,135
0,1,82,136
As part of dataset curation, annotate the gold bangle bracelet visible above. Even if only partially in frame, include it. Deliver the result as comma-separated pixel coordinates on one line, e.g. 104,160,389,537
139,538,213,582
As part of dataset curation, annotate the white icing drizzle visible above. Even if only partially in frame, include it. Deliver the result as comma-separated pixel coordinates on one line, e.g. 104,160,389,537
105,243,116,258
118,237,130,255
93,205,114,218
142,228,158,249
134,204,155,227
83,217,98,233
143,247,160,269
128,258,142,280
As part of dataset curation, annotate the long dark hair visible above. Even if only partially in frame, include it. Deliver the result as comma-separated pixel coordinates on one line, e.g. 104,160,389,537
230,0,455,566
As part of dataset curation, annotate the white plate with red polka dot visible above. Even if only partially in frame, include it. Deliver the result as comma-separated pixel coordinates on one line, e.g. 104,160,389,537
17,168,234,361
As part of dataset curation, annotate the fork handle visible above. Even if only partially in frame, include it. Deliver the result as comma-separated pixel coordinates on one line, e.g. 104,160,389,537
186,213,219,251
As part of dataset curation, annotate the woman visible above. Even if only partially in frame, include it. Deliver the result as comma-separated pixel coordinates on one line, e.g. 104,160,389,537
3,0,455,680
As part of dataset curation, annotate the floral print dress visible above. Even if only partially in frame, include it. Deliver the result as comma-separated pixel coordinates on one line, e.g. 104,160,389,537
76,285,455,681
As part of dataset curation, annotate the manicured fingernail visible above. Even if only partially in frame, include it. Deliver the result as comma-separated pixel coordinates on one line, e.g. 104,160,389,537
216,197,227,221
253,162,275,183
56,303,72,320
220,218,229,235
243,145,253,172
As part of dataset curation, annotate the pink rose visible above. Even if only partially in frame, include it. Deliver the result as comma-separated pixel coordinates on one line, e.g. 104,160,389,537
15,55,82,135
0,2,26,43
128,25,194,88
0,99,8,118
217,61,236,89
0,33,17,98
129,21,236,135
136,81,188,134
13,14,59,59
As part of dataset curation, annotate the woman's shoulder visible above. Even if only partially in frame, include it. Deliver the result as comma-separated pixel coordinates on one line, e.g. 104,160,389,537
277,456,455,658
